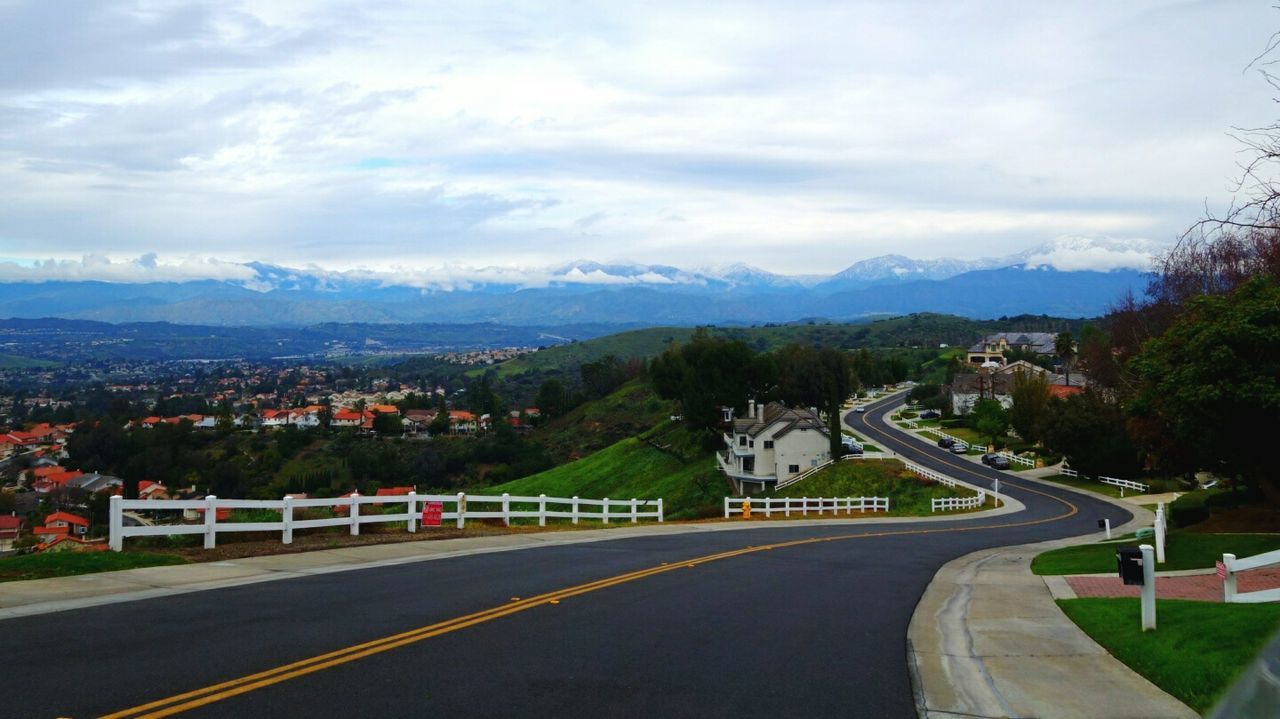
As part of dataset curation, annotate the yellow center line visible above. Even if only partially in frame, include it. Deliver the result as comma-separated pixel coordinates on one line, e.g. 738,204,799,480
98,481,1079,719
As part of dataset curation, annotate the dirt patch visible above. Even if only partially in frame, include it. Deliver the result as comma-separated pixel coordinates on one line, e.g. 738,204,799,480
1188,505,1280,533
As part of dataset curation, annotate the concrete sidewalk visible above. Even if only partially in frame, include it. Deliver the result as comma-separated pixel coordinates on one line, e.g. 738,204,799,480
0,501,1026,621
907,479,1197,719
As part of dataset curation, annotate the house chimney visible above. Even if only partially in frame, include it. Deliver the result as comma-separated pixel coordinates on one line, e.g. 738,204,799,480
757,402,764,422
748,399,756,421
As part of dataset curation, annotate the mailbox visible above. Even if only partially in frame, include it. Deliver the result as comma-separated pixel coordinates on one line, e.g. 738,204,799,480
1117,546,1145,586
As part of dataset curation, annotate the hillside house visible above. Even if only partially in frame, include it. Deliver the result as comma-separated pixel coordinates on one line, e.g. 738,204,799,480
718,401,831,494
0,514,20,552
43,511,90,536
966,332,1060,367
331,409,365,428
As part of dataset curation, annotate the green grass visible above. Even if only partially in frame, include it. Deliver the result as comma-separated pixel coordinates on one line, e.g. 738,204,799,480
0,353,62,369
488,421,725,519
1035,473,1126,499
1057,598,1280,712
0,551,188,583
530,379,675,463
768,459,979,516
1032,532,1280,575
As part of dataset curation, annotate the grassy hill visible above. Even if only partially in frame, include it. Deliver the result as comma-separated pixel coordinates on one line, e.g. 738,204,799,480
0,353,62,369
488,420,726,520
766,459,976,515
530,378,676,463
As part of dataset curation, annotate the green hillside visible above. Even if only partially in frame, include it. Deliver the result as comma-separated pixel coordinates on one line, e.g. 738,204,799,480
530,379,676,463
766,459,977,515
0,354,62,369
483,313,1083,379
489,421,726,519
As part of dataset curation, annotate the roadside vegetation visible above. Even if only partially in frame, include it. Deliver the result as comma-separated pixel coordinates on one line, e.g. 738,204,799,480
0,552,188,583
764,459,978,516
1057,598,1280,713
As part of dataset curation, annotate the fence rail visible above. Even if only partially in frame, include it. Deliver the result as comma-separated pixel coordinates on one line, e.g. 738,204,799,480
1223,548,1280,604
932,491,987,512
109,492,663,551
901,460,956,488
1099,475,1148,493
723,495,889,518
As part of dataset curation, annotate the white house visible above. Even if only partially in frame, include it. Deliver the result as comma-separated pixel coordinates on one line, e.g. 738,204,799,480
718,400,831,494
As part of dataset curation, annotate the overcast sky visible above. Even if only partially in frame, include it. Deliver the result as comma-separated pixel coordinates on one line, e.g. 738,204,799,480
1,0,1276,279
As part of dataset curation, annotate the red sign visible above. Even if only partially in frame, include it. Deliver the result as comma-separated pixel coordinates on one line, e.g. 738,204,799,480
422,501,443,527
1216,560,1228,580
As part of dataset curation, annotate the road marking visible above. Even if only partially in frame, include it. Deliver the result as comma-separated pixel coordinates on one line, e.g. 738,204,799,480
96,398,1084,719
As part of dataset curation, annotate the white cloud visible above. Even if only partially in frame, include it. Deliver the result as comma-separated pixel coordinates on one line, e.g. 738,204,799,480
0,255,257,283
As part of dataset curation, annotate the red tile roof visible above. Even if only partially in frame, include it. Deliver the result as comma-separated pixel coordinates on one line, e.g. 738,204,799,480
1049,385,1085,399
0,515,21,531
46,511,90,527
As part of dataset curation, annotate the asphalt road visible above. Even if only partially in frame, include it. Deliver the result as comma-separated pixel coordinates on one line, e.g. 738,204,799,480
2,394,1131,719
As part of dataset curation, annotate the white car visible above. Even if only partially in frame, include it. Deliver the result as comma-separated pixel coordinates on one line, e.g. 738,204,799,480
854,407,865,413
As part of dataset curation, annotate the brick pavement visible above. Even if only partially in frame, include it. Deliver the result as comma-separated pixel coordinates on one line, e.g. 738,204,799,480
1067,567,1280,602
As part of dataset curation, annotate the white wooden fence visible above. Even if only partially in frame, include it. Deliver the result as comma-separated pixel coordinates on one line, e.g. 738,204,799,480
773,452,883,490
1061,467,1084,479
723,496,889,518
1099,475,1148,493
901,460,957,488
920,427,969,448
109,492,663,551
932,491,987,512
1222,548,1280,604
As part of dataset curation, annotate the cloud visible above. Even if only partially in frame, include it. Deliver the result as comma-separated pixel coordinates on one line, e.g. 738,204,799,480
1016,237,1167,272
0,255,258,283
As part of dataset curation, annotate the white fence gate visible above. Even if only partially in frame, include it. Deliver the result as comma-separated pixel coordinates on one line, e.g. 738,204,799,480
109,492,663,551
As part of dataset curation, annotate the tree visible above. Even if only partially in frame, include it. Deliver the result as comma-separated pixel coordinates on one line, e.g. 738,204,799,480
429,394,451,435
1129,277,1280,499
1054,331,1076,386
1042,390,1141,479
972,399,1009,449
535,378,568,418
372,412,403,437
1008,369,1051,444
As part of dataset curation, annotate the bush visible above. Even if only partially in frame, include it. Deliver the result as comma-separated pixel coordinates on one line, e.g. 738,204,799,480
940,418,968,429
1169,490,1223,528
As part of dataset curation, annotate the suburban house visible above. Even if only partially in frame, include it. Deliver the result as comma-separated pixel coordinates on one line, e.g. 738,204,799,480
717,400,831,494
261,409,292,428
331,409,365,428
448,410,478,435
66,472,124,494
0,514,20,552
43,511,90,536
402,409,437,435
965,332,1060,367
32,469,85,494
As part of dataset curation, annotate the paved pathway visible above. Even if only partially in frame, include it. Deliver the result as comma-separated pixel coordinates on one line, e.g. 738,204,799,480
1068,567,1280,602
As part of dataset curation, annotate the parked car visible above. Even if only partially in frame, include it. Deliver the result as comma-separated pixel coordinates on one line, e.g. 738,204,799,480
842,444,864,457
919,410,941,419
980,453,998,466
950,442,969,454
937,437,956,449
990,456,1011,470
854,407,865,413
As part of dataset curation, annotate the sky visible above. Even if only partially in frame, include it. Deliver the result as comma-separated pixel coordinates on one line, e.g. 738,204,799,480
1,0,1277,281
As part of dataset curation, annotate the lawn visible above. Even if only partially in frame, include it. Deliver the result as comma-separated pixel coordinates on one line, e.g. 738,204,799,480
1057,598,1280,713
1031,532,1280,575
0,551,188,583
1035,473,1126,499
767,459,980,516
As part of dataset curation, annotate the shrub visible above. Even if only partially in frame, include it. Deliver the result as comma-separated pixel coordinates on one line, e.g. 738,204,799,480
1169,490,1226,528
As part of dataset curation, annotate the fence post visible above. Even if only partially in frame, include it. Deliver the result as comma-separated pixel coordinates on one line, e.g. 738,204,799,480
765,497,772,518
785,498,791,517
109,494,123,551
407,491,417,534
282,495,294,545
803,497,808,516
502,493,511,527
456,492,466,529
631,498,638,523
350,491,360,536
602,497,610,524
723,496,730,519
538,494,547,527
657,498,664,523
1222,553,1237,602
1140,544,1156,631
204,495,217,549
572,496,580,525
1154,504,1166,564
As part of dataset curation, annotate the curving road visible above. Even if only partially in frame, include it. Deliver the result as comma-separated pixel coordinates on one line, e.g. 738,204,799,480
1,394,1130,719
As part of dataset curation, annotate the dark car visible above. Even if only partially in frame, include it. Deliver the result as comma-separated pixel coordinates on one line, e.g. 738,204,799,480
919,410,941,419
842,444,864,457
950,442,969,454
980,453,998,466
937,437,955,449
990,456,1011,470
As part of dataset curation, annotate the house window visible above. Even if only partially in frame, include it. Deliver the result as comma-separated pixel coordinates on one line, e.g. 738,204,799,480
763,440,774,449
738,435,747,446
811,459,818,467
788,464,800,474
748,440,754,448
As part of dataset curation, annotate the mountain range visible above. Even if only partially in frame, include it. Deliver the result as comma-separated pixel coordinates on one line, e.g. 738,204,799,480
0,237,1160,326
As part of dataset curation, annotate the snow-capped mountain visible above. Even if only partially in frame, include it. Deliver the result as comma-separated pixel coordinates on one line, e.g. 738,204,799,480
0,237,1165,325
